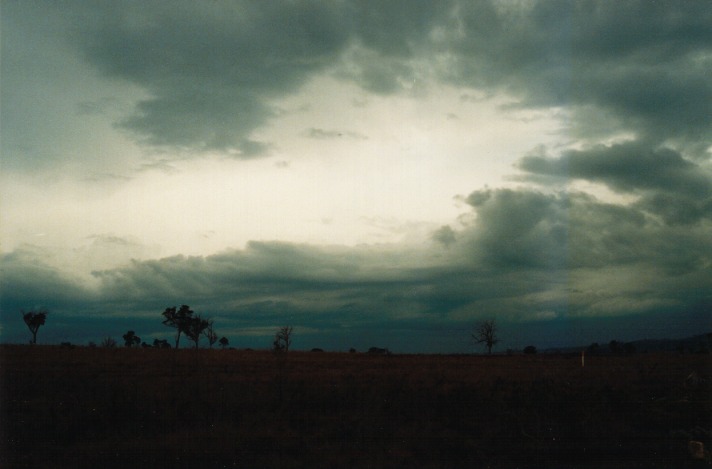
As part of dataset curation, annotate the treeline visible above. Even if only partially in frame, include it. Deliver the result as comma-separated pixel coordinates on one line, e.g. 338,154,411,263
21,305,232,350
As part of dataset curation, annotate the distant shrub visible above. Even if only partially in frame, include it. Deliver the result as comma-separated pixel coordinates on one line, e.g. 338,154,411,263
100,337,117,348
153,339,171,349
523,345,537,355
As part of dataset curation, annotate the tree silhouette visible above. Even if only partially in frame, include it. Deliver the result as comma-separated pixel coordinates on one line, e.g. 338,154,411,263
609,340,621,355
203,320,218,348
184,314,210,349
100,336,117,348
219,337,229,349
523,345,537,354
153,338,171,348
273,326,293,353
472,319,499,355
22,309,48,344
162,305,194,348
122,330,141,347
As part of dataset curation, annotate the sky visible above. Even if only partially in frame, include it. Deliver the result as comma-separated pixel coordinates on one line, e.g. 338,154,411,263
1,0,711,352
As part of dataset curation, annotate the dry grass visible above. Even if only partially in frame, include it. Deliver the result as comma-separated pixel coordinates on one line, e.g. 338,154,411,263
1,345,710,468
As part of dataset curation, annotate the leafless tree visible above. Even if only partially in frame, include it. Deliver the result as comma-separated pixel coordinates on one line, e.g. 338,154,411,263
273,325,293,353
22,309,48,344
203,320,218,348
100,336,117,348
472,319,499,355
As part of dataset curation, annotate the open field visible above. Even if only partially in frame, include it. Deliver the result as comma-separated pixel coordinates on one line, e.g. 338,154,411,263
1,345,710,468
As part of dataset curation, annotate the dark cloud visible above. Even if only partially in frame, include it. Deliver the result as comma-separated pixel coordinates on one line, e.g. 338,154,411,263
7,1,710,158
0,247,95,313
519,141,712,195
445,0,712,151
431,225,457,247
76,1,352,154
462,189,567,269
518,140,712,224
459,187,712,273
76,0,449,152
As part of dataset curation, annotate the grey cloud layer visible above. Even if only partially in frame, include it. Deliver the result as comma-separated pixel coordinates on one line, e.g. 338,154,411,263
75,1,352,154
446,1,712,149
4,189,710,346
8,1,706,156
519,141,712,224
68,1,712,154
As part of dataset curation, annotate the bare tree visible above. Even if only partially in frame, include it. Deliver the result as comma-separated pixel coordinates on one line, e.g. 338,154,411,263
22,309,48,344
273,325,293,353
100,336,117,348
472,319,499,355
203,320,218,348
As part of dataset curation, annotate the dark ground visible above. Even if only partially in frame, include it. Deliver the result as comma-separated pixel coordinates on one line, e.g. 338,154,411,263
1,345,710,468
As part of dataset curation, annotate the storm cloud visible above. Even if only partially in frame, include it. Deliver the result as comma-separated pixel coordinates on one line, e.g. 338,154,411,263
518,141,712,224
2,1,710,351
7,1,708,157
3,187,709,350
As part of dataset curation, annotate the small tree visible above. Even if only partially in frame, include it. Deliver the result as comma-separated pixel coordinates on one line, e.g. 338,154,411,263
22,309,48,344
523,345,537,355
100,337,117,348
122,330,141,347
609,340,621,355
162,305,194,348
273,325,293,353
472,319,499,355
203,320,218,348
153,338,171,348
184,315,210,349
219,337,229,349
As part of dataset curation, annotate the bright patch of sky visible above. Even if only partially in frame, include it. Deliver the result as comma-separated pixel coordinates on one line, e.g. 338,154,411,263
2,75,565,271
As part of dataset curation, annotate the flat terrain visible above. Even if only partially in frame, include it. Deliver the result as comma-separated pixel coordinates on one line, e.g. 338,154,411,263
1,345,710,468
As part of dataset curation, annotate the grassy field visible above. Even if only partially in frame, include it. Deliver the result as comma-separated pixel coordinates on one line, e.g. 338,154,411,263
1,345,710,468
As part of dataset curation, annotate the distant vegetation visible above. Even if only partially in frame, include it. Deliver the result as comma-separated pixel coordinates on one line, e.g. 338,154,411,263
13,306,712,356
21,309,47,345
472,319,499,354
